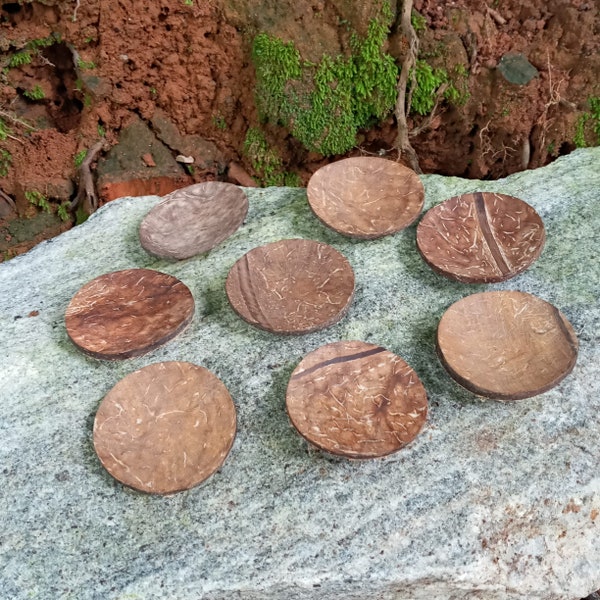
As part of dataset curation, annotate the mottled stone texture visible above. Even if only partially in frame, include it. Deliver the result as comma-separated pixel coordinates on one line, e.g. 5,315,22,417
1,149,599,599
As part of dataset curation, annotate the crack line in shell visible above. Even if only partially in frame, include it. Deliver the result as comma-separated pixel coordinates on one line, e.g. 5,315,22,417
292,346,386,379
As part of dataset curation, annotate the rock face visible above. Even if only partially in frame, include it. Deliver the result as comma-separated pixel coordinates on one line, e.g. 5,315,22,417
96,117,192,202
0,149,599,599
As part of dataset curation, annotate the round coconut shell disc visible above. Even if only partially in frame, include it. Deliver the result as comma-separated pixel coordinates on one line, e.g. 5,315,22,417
286,341,428,458
225,239,355,335
93,361,236,494
437,291,578,400
416,192,545,283
139,182,248,260
65,268,194,360
306,157,424,239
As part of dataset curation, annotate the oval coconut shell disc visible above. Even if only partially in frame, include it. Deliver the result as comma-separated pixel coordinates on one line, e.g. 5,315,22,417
139,182,248,260
306,156,424,239
225,239,355,335
416,192,545,283
93,361,236,494
286,341,428,458
437,291,578,400
65,268,194,360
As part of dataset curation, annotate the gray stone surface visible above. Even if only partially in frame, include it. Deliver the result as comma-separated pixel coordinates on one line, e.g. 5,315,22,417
497,52,539,85
1,148,599,600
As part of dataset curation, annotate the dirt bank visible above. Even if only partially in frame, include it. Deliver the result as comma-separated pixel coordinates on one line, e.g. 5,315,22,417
0,0,598,258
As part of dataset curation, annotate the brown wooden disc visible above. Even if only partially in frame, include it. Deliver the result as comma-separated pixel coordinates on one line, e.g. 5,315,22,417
139,182,248,260
306,157,424,239
416,192,545,283
225,239,355,334
93,361,236,494
65,269,194,359
286,341,428,458
437,291,578,400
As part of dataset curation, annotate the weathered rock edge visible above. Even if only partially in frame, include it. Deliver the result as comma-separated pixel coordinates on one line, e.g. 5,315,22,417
0,149,599,599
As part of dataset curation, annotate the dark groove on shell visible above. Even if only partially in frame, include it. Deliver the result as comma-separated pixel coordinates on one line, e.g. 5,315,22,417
292,346,385,379
474,192,511,276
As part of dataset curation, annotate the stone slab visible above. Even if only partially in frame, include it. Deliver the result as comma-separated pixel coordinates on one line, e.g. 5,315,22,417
96,116,191,202
0,149,599,599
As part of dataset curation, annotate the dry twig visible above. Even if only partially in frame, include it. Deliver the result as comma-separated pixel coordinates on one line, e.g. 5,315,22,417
0,110,35,131
37,54,56,68
486,5,507,26
0,108,36,144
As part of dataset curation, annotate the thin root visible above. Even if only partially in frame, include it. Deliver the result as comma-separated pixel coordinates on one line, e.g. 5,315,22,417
70,140,108,214
0,189,16,211
72,0,80,22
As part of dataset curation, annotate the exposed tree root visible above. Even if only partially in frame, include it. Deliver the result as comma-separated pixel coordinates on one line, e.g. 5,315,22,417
409,83,448,138
70,140,108,215
72,0,81,22
0,189,16,211
534,52,571,166
394,0,422,173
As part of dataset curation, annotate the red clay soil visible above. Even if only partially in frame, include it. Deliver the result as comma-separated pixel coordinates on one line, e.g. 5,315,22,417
0,0,598,259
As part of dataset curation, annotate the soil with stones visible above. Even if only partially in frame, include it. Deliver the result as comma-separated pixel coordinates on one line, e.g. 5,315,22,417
0,0,598,260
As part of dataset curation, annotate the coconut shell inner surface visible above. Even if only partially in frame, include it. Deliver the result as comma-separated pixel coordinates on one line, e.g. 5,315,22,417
225,239,355,334
65,268,194,359
139,182,248,260
437,291,578,400
416,192,545,283
307,157,424,239
286,340,428,458
93,361,236,494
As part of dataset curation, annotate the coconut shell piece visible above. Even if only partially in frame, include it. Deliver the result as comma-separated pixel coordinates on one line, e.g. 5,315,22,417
437,291,578,400
286,340,428,458
139,181,248,260
225,239,355,335
93,361,236,494
65,268,194,360
416,192,545,283
306,156,424,239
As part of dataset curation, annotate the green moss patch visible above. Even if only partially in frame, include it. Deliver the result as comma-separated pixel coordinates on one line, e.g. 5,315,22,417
252,2,397,156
